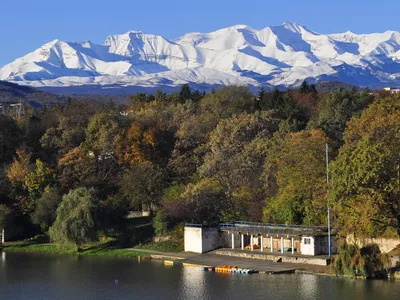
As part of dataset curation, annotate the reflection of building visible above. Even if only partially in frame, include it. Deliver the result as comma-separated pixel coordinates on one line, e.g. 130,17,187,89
184,222,337,258
179,265,206,299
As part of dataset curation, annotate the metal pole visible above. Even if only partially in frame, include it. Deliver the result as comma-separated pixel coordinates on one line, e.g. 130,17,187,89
326,143,331,258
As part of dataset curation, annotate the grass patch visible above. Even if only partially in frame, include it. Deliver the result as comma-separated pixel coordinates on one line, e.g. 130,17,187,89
2,240,145,258
135,240,184,252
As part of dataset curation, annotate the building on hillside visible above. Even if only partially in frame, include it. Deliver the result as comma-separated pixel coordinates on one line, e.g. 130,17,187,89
383,87,400,94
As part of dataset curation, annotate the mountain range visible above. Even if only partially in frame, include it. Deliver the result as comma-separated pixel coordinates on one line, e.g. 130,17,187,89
1,22,400,94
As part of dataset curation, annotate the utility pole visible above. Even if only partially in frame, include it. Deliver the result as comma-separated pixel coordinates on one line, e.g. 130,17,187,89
326,143,331,257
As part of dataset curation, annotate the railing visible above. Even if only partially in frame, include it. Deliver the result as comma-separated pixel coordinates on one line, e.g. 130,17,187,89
185,223,204,228
219,221,337,236
185,221,337,236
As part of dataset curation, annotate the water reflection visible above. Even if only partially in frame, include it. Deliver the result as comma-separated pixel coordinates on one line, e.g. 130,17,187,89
180,266,206,299
299,274,318,299
0,253,399,300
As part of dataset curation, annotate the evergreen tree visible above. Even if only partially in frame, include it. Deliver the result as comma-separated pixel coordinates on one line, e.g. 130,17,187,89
300,80,309,93
179,84,192,102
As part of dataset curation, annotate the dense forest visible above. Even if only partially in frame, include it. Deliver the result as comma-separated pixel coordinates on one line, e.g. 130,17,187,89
0,82,399,251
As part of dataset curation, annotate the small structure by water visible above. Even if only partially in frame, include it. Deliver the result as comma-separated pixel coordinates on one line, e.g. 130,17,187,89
184,222,337,259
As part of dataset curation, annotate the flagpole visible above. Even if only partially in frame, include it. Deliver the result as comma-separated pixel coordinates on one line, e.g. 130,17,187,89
326,143,331,257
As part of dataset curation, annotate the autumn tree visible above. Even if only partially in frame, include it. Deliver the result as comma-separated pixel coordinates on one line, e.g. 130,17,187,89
164,178,226,224
200,111,279,221
121,162,166,214
116,119,175,167
7,150,31,214
58,146,97,189
263,129,329,225
330,95,400,237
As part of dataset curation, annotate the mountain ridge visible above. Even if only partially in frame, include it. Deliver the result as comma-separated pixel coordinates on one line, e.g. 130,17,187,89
1,22,400,93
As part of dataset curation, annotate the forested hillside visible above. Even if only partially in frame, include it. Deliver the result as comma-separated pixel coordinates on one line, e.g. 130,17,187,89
0,82,398,249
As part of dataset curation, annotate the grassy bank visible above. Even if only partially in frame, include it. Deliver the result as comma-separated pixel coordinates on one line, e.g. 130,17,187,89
1,240,146,258
135,240,183,252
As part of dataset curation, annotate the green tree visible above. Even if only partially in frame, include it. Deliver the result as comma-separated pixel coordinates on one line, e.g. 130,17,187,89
200,111,279,220
31,187,61,231
49,187,97,250
263,129,329,225
179,84,192,102
121,162,166,214
191,89,203,102
155,89,167,102
200,86,255,119
330,95,400,237
180,178,226,224
0,115,21,165
0,204,12,230
309,88,373,150
84,112,120,160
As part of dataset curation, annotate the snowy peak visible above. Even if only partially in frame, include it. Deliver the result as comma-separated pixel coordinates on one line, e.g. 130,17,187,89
2,22,400,91
281,22,307,34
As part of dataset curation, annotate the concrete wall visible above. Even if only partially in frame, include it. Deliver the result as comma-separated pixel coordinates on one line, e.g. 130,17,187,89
300,236,337,256
220,231,242,248
314,235,337,255
201,228,223,253
215,249,329,266
347,235,400,254
184,227,203,253
184,227,236,253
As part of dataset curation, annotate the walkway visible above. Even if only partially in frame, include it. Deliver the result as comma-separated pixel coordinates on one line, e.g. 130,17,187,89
129,248,330,274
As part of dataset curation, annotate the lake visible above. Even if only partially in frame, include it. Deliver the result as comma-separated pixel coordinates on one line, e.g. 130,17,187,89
0,252,399,299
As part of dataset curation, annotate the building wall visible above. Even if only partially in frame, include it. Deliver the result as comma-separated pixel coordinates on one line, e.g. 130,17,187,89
300,236,315,255
184,227,240,253
201,228,224,253
262,237,294,249
184,227,203,253
221,231,242,248
314,235,337,255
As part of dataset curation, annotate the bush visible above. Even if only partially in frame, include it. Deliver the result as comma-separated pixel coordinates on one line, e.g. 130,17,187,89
332,241,390,278
153,209,169,237
0,204,12,229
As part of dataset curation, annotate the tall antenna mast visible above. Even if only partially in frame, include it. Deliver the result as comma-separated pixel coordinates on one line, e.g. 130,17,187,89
326,143,331,257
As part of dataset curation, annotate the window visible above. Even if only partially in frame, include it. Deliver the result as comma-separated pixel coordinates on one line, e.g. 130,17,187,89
304,238,311,245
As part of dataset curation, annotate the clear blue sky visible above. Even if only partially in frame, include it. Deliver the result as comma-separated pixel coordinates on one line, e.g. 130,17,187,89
1,0,400,67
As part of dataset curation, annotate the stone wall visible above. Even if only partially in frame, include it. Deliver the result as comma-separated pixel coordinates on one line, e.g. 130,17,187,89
215,249,329,266
346,235,400,254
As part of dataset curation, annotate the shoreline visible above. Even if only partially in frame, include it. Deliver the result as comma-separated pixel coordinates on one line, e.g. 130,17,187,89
1,242,147,258
3,242,390,280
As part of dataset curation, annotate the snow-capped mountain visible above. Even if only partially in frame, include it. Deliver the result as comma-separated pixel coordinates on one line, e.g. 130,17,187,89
2,22,400,93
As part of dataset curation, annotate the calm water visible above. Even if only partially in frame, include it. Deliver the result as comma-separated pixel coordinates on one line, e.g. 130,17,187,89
0,252,399,300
